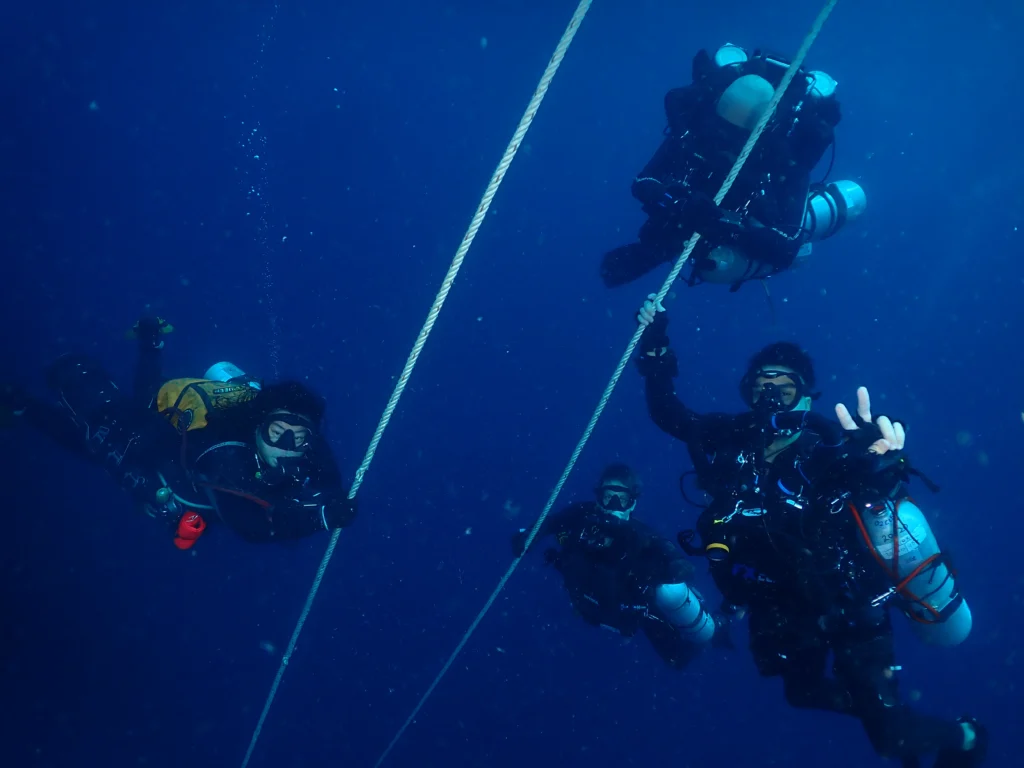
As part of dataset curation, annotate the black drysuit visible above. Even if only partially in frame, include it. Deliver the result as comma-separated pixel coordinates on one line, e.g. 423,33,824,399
637,347,970,765
524,502,702,670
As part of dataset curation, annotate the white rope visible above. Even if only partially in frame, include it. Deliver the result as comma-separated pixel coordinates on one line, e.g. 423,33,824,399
370,1,840,765
239,2,596,766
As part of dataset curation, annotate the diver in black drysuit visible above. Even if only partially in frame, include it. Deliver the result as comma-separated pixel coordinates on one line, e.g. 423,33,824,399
602,44,847,290
1,317,356,546
512,464,711,670
635,308,988,767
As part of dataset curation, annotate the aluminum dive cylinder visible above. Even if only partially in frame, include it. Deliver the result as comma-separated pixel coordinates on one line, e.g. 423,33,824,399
856,498,972,647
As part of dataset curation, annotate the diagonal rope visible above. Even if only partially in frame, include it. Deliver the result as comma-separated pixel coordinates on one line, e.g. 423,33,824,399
239,2,595,766
371,1,839,765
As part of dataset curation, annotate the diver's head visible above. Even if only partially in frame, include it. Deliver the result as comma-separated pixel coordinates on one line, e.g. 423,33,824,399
251,381,326,479
594,463,641,520
739,342,817,414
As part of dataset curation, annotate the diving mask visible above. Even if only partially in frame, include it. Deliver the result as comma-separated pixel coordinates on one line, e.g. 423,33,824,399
260,413,313,452
596,485,636,519
256,411,315,481
750,368,802,412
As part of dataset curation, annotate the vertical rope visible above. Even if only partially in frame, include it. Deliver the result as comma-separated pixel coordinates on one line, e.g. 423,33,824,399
239,3,595,766
371,2,839,765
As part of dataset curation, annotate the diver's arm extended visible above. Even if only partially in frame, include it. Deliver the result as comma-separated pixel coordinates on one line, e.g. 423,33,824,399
261,490,357,540
635,311,708,445
511,504,583,557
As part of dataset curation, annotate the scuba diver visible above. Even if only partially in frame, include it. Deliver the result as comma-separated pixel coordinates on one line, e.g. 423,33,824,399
634,296,988,768
602,42,866,291
511,464,715,669
1,316,357,549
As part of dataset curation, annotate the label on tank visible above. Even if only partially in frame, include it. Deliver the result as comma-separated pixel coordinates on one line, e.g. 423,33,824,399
871,516,928,562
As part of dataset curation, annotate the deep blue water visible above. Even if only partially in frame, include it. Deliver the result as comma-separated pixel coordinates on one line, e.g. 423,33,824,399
2,1,1021,766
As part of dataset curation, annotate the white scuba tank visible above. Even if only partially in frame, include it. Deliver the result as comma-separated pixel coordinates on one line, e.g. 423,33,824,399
802,180,867,241
204,361,262,390
713,43,748,68
653,582,715,645
710,44,840,117
860,499,972,647
692,176,867,285
692,245,776,285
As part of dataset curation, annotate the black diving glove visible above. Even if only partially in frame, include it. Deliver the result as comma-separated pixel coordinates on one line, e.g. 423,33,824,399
638,310,670,354
653,188,746,240
129,316,172,350
637,311,679,378
289,488,358,530
319,492,357,529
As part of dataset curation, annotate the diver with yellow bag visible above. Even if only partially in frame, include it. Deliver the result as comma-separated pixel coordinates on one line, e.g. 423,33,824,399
1,316,357,549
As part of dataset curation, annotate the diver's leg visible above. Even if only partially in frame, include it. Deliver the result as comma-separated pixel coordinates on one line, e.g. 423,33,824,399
45,354,126,450
43,354,165,497
833,631,982,765
1,382,88,455
778,648,853,713
749,608,853,714
600,221,679,288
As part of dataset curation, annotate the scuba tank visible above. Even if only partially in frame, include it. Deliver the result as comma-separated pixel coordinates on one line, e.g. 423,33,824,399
852,498,972,647
692,178,866,286
204,361,262,390
802,180,867,241
652,582,716,645
692,245,780,285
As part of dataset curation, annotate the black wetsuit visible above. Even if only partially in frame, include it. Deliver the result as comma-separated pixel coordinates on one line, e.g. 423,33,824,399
601,48,840,289
637,346,971,766
16,343,356,544
525,502,701,670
